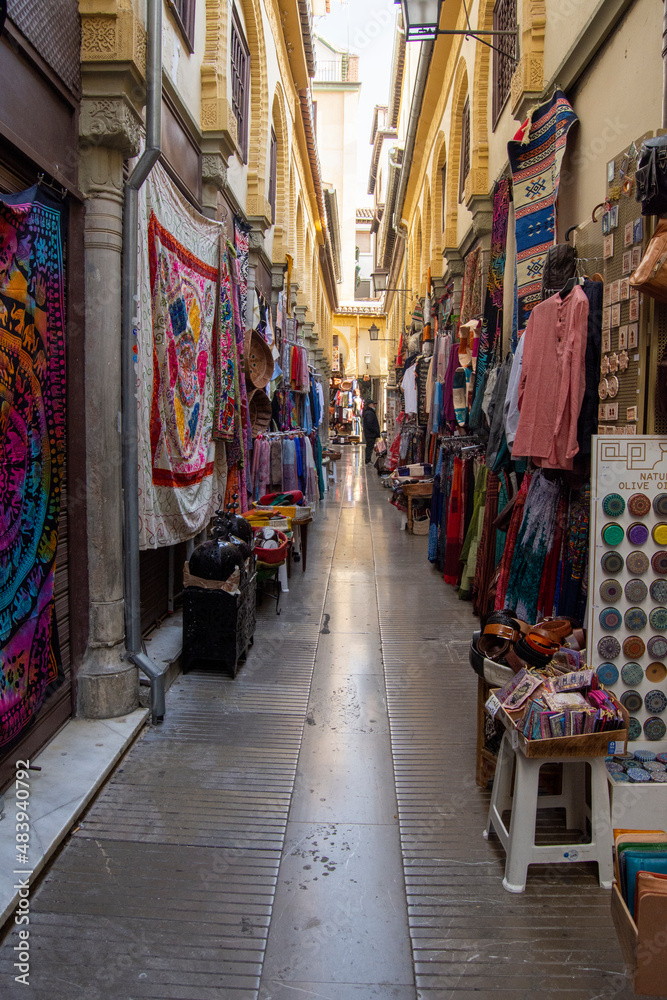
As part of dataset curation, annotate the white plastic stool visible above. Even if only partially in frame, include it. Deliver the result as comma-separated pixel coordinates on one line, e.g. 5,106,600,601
330,461,337,484
483,730,613,893
278,561,289,593
321,457,330,492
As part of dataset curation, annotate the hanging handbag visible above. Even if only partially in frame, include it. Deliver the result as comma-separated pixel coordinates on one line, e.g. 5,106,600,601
629,219,667,304
541,243,577,299
635,135,667,216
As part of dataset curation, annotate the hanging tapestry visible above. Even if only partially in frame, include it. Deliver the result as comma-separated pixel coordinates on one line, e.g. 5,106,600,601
213,239,237,441
234,216,250,331
459,247,484,325
137,162,227,547
469,178,512,427
508,90,577,336
0,186,66,747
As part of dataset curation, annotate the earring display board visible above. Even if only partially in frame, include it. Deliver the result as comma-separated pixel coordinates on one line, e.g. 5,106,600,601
573,133,652,433
589,435,667,753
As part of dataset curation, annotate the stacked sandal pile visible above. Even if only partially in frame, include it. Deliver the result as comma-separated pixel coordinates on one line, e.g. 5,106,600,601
474,611,586,674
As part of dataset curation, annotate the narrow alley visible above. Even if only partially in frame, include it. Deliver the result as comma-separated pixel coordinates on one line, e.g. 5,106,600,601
0,450,638,1000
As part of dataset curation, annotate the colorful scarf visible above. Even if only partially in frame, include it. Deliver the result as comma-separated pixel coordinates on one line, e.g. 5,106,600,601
234,216,250,330
0,187,66,746
509,91,577,335
213,240,236,440
137,163,227,547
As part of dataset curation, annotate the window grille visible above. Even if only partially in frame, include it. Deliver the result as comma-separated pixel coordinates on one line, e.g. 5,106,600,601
167,0,195,52
268,129,277,223
493,0,517,128
459,98,471,203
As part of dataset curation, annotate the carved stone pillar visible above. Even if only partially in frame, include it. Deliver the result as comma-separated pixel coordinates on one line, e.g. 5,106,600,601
77,97,142,718
294,305,308,343
271,264,285,329
245,227,266,329
442,247,466,318
201,151,229,222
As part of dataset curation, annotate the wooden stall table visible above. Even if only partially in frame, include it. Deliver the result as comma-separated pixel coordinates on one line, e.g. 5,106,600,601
291,517,313,571
401,481,433,534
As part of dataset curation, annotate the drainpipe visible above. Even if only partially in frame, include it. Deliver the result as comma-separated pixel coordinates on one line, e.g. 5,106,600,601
663,0,667,127
121,0,165,723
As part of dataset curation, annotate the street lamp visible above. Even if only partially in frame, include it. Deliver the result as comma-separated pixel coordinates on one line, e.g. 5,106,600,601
399,0,519,58
368,322,392,342
364,353,372,368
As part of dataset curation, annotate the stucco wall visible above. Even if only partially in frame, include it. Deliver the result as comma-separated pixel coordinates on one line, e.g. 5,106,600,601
558,0,663,235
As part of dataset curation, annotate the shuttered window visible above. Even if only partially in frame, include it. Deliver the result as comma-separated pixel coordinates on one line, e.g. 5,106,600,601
231,13,250,163
268,128,277,223
167,0,196,52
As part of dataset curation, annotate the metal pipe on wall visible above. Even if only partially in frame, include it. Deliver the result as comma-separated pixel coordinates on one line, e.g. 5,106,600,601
663,0,667,127
121,0,166,723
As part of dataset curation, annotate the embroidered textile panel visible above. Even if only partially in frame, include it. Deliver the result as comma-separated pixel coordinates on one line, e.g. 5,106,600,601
0,187,66,746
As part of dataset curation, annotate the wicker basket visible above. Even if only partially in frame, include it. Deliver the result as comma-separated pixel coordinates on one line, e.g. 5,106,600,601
248,387,272,436
245,329,273,389
253,528,288,564
412,517,430,535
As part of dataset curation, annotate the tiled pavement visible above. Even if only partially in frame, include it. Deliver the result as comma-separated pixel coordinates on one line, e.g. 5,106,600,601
0,448,652,999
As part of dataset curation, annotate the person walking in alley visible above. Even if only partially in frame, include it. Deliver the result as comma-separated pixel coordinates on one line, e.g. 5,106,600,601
362,399,381,464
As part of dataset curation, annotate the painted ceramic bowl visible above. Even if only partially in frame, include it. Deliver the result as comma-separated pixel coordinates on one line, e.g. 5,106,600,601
652,551,667,575
645,689,667,714
647,634,667,658
600,579,623,603
601,551,625,574
620,689,644,713
653,523,667,547
602,522,625,547
624,607,648,631
649,606,667,631
628,550,650,575
623,635,646,659
625,578,648,603
653,495,667,516
644,760,667,772
656,752,667,764
627,522,650,546
628,718,643,741
634,750,657,762
606,761,625,774
598,636,621,660
621,661,644,686
628,493,652,517
646,662,667,683
644,716,667,741
602,493,626,517
597,662,619,685
600,607,623,631
627,766,651,781
650,579,667,602
613,772,631,782
651,771,667,782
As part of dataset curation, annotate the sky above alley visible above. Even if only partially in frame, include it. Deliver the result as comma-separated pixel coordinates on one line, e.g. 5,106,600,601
314,0,397,204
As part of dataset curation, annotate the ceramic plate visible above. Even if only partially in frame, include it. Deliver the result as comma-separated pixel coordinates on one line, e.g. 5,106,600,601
623,635,646,659
602,551,624,574
628,717,643,741
651,771,667,782
596,661,619,685
649,606,667,631
602,493,625,517
628,550,650,575
647,634,667,658
656,752,667,764
644,761,667,772
627,522,650,546
600,579,623,603
606,761,625,773
645,689,667,714
644,716,667,741
652,551,667,575
628,493,652,517
600,607,623,631
614,772,631,782
653,495,667,516
624,607,648,631
621,661,644,686
647,662,667,683
627,765,651,780
634,750,657,762
650,579,667,602
602,522,625,547
625,578,648,603
621,689,643,713
598,636,621,660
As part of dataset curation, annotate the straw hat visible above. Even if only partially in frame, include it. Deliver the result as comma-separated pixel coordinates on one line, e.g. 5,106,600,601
244,329,273,389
